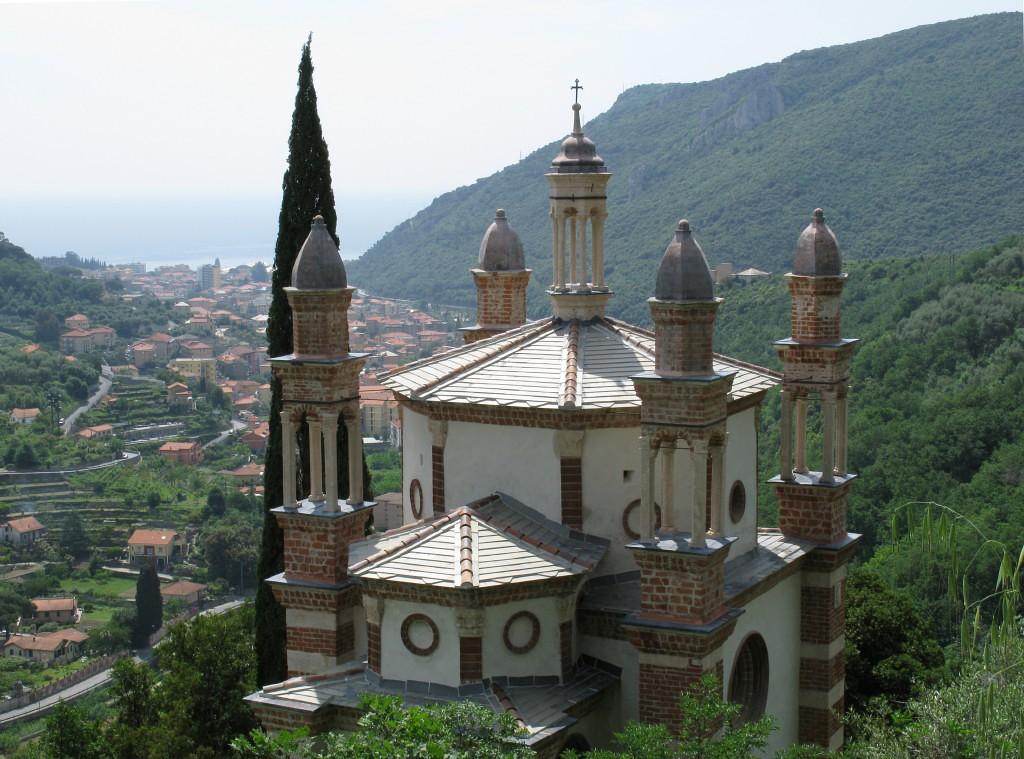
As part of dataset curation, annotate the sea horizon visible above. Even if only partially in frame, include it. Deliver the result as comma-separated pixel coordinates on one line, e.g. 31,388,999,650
0,191,434,269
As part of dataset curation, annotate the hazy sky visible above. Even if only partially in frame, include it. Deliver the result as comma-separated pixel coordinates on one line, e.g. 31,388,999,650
3,0,1018,201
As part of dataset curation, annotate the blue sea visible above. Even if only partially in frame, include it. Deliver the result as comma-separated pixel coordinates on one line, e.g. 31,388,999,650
0,192,433,269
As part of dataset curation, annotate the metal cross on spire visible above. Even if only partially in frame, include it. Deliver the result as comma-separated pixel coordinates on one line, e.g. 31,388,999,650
571,78,583,104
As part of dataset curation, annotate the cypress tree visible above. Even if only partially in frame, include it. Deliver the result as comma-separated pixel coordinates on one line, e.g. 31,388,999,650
256,35,340,685
134,563,162,646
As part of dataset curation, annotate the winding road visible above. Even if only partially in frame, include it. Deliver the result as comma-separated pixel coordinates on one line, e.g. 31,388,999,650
62,364,113,435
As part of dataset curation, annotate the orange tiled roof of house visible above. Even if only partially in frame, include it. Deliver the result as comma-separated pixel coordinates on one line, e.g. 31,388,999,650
128,528,179,546
10,408,41,421
161,580,206,597
5,634,65,652
4,516,44,533
21,343,40,354
159,441,200,452
149,333,174,342
31,597,76,613
222,462,263,478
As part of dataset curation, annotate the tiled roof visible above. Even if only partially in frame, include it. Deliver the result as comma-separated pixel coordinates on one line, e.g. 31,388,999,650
128,528,179,546
159,441,200,452
381,317,778,411
5,516,44,533
350,493,607,588
10,408,42,420
161,580,206,597
31,597,76,612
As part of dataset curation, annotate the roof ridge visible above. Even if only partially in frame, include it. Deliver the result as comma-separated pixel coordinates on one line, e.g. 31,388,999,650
600,318,656,359
712,352,783,380
459,512,474,588
559,320,581,408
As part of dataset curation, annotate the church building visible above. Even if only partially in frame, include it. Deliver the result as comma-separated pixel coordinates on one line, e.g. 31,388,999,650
246,96,860,756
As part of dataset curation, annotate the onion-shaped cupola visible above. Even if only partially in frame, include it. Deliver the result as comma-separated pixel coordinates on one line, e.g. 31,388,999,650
478,209,526,272
792,208,841,277
292,215,347,290
654,220,714,302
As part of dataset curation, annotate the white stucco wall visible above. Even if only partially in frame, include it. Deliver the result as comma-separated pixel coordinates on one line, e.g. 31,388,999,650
482,598,562,679
380,600,460,687
443,422,561,522
723,406,759,557
579,427,641,575
400,408,433,524
578,635,638,724
721,571,802,756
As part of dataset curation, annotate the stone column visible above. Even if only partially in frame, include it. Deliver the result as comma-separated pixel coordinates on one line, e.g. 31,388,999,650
308,418,323,502
709,441,725,536
551,211,562,288
639,433,656,541
321,411,339,511
794,395,808,474
346,412,363,505
690,441,708,548
579,210,588,285
661,442,675,532
779,387,794,481
281,412,296,507
836,390,848,477
821,392,836,484
569,214,578,286
592,212,605,288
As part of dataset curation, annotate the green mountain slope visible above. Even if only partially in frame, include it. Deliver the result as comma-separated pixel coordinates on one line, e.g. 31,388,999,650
714,235,1024,636
348,12,1024,324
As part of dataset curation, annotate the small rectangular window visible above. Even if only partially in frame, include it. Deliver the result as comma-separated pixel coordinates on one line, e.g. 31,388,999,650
623,470,634,483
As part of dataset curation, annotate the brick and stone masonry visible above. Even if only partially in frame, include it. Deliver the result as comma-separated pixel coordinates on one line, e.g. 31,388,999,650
464,270,531,344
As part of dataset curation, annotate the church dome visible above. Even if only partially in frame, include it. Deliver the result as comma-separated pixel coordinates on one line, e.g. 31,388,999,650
654,220,714,301
291,215,347,290
477,209,526,271
792,209,841,276
551,104,606,173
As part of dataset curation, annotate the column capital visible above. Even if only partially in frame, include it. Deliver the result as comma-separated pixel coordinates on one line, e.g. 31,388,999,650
429,418,448,447
554,429,585,458
455,607,485,636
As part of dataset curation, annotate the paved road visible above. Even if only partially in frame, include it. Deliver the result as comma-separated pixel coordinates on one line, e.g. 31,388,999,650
0,598,249,729
62,364,113,435
203,418,247,449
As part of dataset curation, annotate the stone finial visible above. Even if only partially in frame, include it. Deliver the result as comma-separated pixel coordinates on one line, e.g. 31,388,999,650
291,215,347,290
654,220,714,302
792,208,842,277
478,209,526,271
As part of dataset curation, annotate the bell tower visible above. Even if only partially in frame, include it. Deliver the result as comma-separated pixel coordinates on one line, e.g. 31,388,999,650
267,215,374,676
547,83,612,321
771,208,860,750
626,220,738,728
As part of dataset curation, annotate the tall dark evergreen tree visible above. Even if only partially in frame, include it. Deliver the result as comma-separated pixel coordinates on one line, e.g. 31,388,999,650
256,35,341,685
134,563,162,646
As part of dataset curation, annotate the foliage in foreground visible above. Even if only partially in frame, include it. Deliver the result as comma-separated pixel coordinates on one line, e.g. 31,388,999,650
232,694,532,759
36,605,257,759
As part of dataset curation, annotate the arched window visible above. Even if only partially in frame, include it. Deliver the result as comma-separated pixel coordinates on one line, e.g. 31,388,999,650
729,633,769,723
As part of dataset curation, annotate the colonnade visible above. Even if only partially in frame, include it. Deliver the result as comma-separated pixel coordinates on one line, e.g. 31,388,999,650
551,208,606,290
280,406,364,510
779,388,849,483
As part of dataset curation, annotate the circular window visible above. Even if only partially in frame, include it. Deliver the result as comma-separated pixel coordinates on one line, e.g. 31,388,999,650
622,499,662,540
502,611,541,654
729,481,746,524
409,478,424,520
729,633,769,724
400,613,439,656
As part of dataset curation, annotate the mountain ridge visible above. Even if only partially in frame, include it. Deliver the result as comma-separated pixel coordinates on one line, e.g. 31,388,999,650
348,12,1024,324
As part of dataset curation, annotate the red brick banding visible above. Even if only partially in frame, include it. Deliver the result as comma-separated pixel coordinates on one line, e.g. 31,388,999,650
774,481,849,545
459,636,482,682
367,622,381,673
431,445,445,514
560,457,583,530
